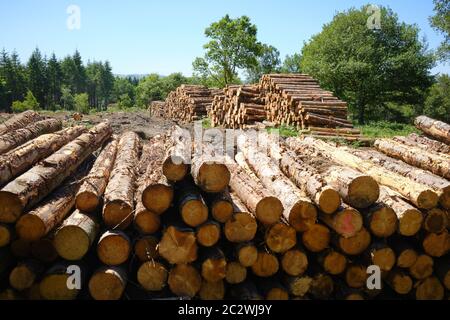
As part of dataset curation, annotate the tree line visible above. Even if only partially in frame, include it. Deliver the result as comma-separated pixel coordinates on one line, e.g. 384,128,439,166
0,1,448,124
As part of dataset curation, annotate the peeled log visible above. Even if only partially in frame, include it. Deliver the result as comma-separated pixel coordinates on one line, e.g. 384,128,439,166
237,138,317,232
347,147,450,210
415,115,450,144
227,163,283,226
162,126,190,182
0,126,86,187
0,122,112,223
363,203,398,238
76,138,118,212
0,119,62,155
0,111,41,136
15,161,93,241
89,266,127,300
137,261,168,291
140,135,173,215
374,139,450,179
97,230,131,266
54,210,98,261
289,137,439,209
103,131,140,229
168,264,202,298
393,133,450,155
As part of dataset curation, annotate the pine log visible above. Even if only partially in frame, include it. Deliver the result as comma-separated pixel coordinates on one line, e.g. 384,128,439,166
422,230,449,258
317,249,347,275
423,208,448,234
389,236,418,269
0,119,62,155
0,122,112,223
0,111,41,136
345,264,368,289
336,227,371,256
199,280,225,300
283,275,312,297
162,126,190,182
367,242,396,272
255,278,289,300
386,269,413,295
228,280,263,300
415,276,445,300
225,261,247,284
281,248,309,276
54,210,98,261
395,133,450,154
265,222,297,253
97,230,131,266
409,254,434,280
363,202,398,238
210,190,234,223
89,266,127,300
0,224,12,247
176,179,208,228
224,205,258,243
374,139,450,179
236,243,258,267
15,160,93,241
302,224,331,253
9,260,43,291
227,163,283,226
158,225,198,265
251,250,279,278
319,205,363,238
415,116,450,144
288,137,439,209
0,126,86,187
200,247,227,282
30,236,58,263
137,261,168,291
196,220,221,247
435,256,450,290
134,235,159,262
168,264,202,298
103,131,140,229
39,262,83,300
10,238,31,259
76,138,118,212
310,273,334,299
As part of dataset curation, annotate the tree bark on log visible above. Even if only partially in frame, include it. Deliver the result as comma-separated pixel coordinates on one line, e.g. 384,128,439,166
393,133,450,155
103,131,140,229
0,111,41,136
415,116,450,144
39,262,84,300
76,138,118,213
0,126,86,187
0,119,62,155
0,122,112,223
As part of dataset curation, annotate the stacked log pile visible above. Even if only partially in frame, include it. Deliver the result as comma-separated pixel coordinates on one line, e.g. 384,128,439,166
259,74,353,130
209,85,266,129
149,101,166,118
0,111,448,301
165,85,221,123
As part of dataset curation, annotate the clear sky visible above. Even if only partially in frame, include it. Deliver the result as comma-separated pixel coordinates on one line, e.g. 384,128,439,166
0,0,448,76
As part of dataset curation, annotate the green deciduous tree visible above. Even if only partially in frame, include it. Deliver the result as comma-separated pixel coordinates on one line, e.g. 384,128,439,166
61,85,75,110
430,0,450,61
193,15,263,86
74,92,89,114
301,5,434,124
246,44,281,83
12,90,39,112
280,53,302,73
424,74,450,123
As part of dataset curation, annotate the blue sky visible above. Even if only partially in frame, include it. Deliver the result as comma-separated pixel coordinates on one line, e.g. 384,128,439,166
0,0,448,76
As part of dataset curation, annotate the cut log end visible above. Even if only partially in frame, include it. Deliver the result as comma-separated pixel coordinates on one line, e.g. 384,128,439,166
424,209,448,234
40,274,79,300
238,245,258,267
0,224,12,247
266,288,289,300
338,228,371,256
388,272,413,295
289,201,318,232
397,249,418,268
202,258,227,282
415,277,444,300
287,276,312,297
89,269,126,300
281,249,308,276
318,188,341,214
345,265,367,289
409,255,434,280
417,190,439,210
137,261,168,291
332,208,363,238
103,201,133,230
197,223,221,247
197,163,231,193
265,223,297,253
181,199,208,227
224,213,257,243
251,252,279,278
9,265,36,291
168,264,202,298
142,184,174,215
323,251,347,275
134,236,159,262
54,226,91,261
199,280,225,300
75,191,99,213
15,214,46,242
255,196,283,226
0,191,23,223
347,176,379,209
97,232,131,266
369,206,398,238
158,226,197,264
163,157,188,182
398,209,424,237
372,248,396,272
134,210,161,235
211,201,233,223
225,262,247,284
422,231,449,258
302,224,331,253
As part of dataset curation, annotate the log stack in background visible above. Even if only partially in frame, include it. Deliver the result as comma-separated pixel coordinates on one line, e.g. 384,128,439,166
149,101,166,118
0,111,449,301
165,85,221,123
209,85,266,129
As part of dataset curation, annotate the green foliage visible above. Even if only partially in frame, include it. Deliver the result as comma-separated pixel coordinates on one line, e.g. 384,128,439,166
74,93,89,114
424,74,450,123
301,5,435,124
12,90,40,112
266,125,299,137
202,118,212,129
86,61,114,110
118,93,134,109
46,53,63,109
61,85,75,110
357,121,419,138
0,50,27,111
193,15,263,86
112,77,136,103
430,0,450,61
280,53,302,73
246,44,281,83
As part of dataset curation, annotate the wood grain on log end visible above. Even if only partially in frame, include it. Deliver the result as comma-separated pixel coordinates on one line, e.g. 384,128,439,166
137,261,168,291
225,262,247,284
0,224,11,247
142,184,173,215
0,191,22,223
196,221,221,247
134,209,161,235
158,226,197,264
16,213,46,242
424,208,448,234
415,277,444,300
251,251,279,277
265,223,297,253
409,255,434,280
338,228,371,256
89,267,126,300
368,206,398,238
75,191,100,213
196,163,230,193
199,280,225,300
288,200,318,232
422,231,449,258
318,187,341,215
224,213,257,243
397,249,418,268
237,244,258,267
255,196,283,226
103,200,133,230
322,251,347,275
181,198,208,227
97,231,131,266
281,249,308,276
302,224,330,253
168,264,202,298
163,157,189,183
134,236,159,262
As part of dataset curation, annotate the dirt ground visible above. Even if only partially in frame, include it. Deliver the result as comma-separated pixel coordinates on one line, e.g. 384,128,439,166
0,111,181,140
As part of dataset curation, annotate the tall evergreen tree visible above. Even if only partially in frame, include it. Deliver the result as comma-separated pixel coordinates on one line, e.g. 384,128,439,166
27,48,48,108
46,53,63,109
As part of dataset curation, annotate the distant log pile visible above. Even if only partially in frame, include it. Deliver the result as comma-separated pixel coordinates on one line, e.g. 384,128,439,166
149,101,166,117
209,85,266,129
259,74,352,130
165,85,221,123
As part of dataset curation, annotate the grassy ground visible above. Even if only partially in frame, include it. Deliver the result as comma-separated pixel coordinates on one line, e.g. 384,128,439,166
356,121,420,138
